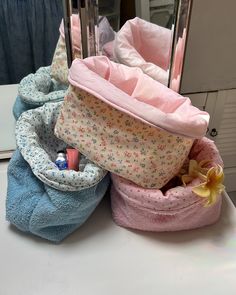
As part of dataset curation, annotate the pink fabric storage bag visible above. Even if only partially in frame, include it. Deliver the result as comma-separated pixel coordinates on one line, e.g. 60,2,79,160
111,137,223,231
113,17,172,85
55,56,209,188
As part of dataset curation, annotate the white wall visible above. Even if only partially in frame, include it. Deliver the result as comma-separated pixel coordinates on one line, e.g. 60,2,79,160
0,85,17,158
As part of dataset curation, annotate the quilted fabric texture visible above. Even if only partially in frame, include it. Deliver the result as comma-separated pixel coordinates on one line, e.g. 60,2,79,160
6,149,110,242
110,137,223,232
13,66,67,120
15,102,108,191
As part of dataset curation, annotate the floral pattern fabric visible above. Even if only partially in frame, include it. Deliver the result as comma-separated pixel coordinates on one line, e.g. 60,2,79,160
51,36,81,85
55,86,194,189
15,102,108,191
19,66,67,105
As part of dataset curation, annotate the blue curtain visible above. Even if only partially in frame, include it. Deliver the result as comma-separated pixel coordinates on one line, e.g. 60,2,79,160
0,0,63,85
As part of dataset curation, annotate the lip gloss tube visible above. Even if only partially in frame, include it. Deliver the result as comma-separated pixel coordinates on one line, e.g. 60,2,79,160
66,148,80,171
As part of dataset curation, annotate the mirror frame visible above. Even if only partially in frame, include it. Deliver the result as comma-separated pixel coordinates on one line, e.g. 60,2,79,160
168,0,193,92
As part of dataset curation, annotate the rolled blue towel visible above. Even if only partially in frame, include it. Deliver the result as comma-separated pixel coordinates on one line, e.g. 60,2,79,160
13,66,67,120
6,150,110,243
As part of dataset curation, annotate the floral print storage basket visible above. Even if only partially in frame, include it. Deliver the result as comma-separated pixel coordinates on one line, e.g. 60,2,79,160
13,66,67,120
55,56,209,189
6,102,109,242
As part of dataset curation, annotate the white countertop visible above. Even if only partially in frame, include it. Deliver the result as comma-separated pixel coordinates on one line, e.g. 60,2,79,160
0,160,236,295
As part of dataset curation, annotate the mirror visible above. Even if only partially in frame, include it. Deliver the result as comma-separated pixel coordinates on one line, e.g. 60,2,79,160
99,0,192,90
64,0,192,90
0,0,192,90
169,0,192,92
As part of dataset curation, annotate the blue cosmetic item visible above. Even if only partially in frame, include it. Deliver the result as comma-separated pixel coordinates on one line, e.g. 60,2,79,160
55,151,68,170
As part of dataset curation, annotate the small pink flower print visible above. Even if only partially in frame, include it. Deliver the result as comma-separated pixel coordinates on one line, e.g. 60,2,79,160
78,127,85,133
148,132,154,137
60,113,64,123
133,167,140,172
176,138,183,143
66,95,72,102
157,144,166,151
106,122,112,128
125,120,131,126
94,156,100,162
124,151,132,158
142,178,149,184
66,137,72,142
150,161,157,169
115,138,120,144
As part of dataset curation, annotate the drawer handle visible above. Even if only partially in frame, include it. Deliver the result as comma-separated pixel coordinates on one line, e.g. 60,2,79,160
210,128,218,137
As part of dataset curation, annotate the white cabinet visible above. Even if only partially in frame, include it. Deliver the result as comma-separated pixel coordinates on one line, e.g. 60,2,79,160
205,90,236,192
205,90,236,169
187,89,236,192
135,0,175,28
187,92,207,111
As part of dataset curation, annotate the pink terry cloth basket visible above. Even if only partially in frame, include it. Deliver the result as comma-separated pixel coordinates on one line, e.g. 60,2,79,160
111,137,224,232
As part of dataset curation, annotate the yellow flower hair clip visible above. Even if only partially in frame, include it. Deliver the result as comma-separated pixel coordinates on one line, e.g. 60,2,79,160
181,159,210,186
181,160,225,207
192,165,225,207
